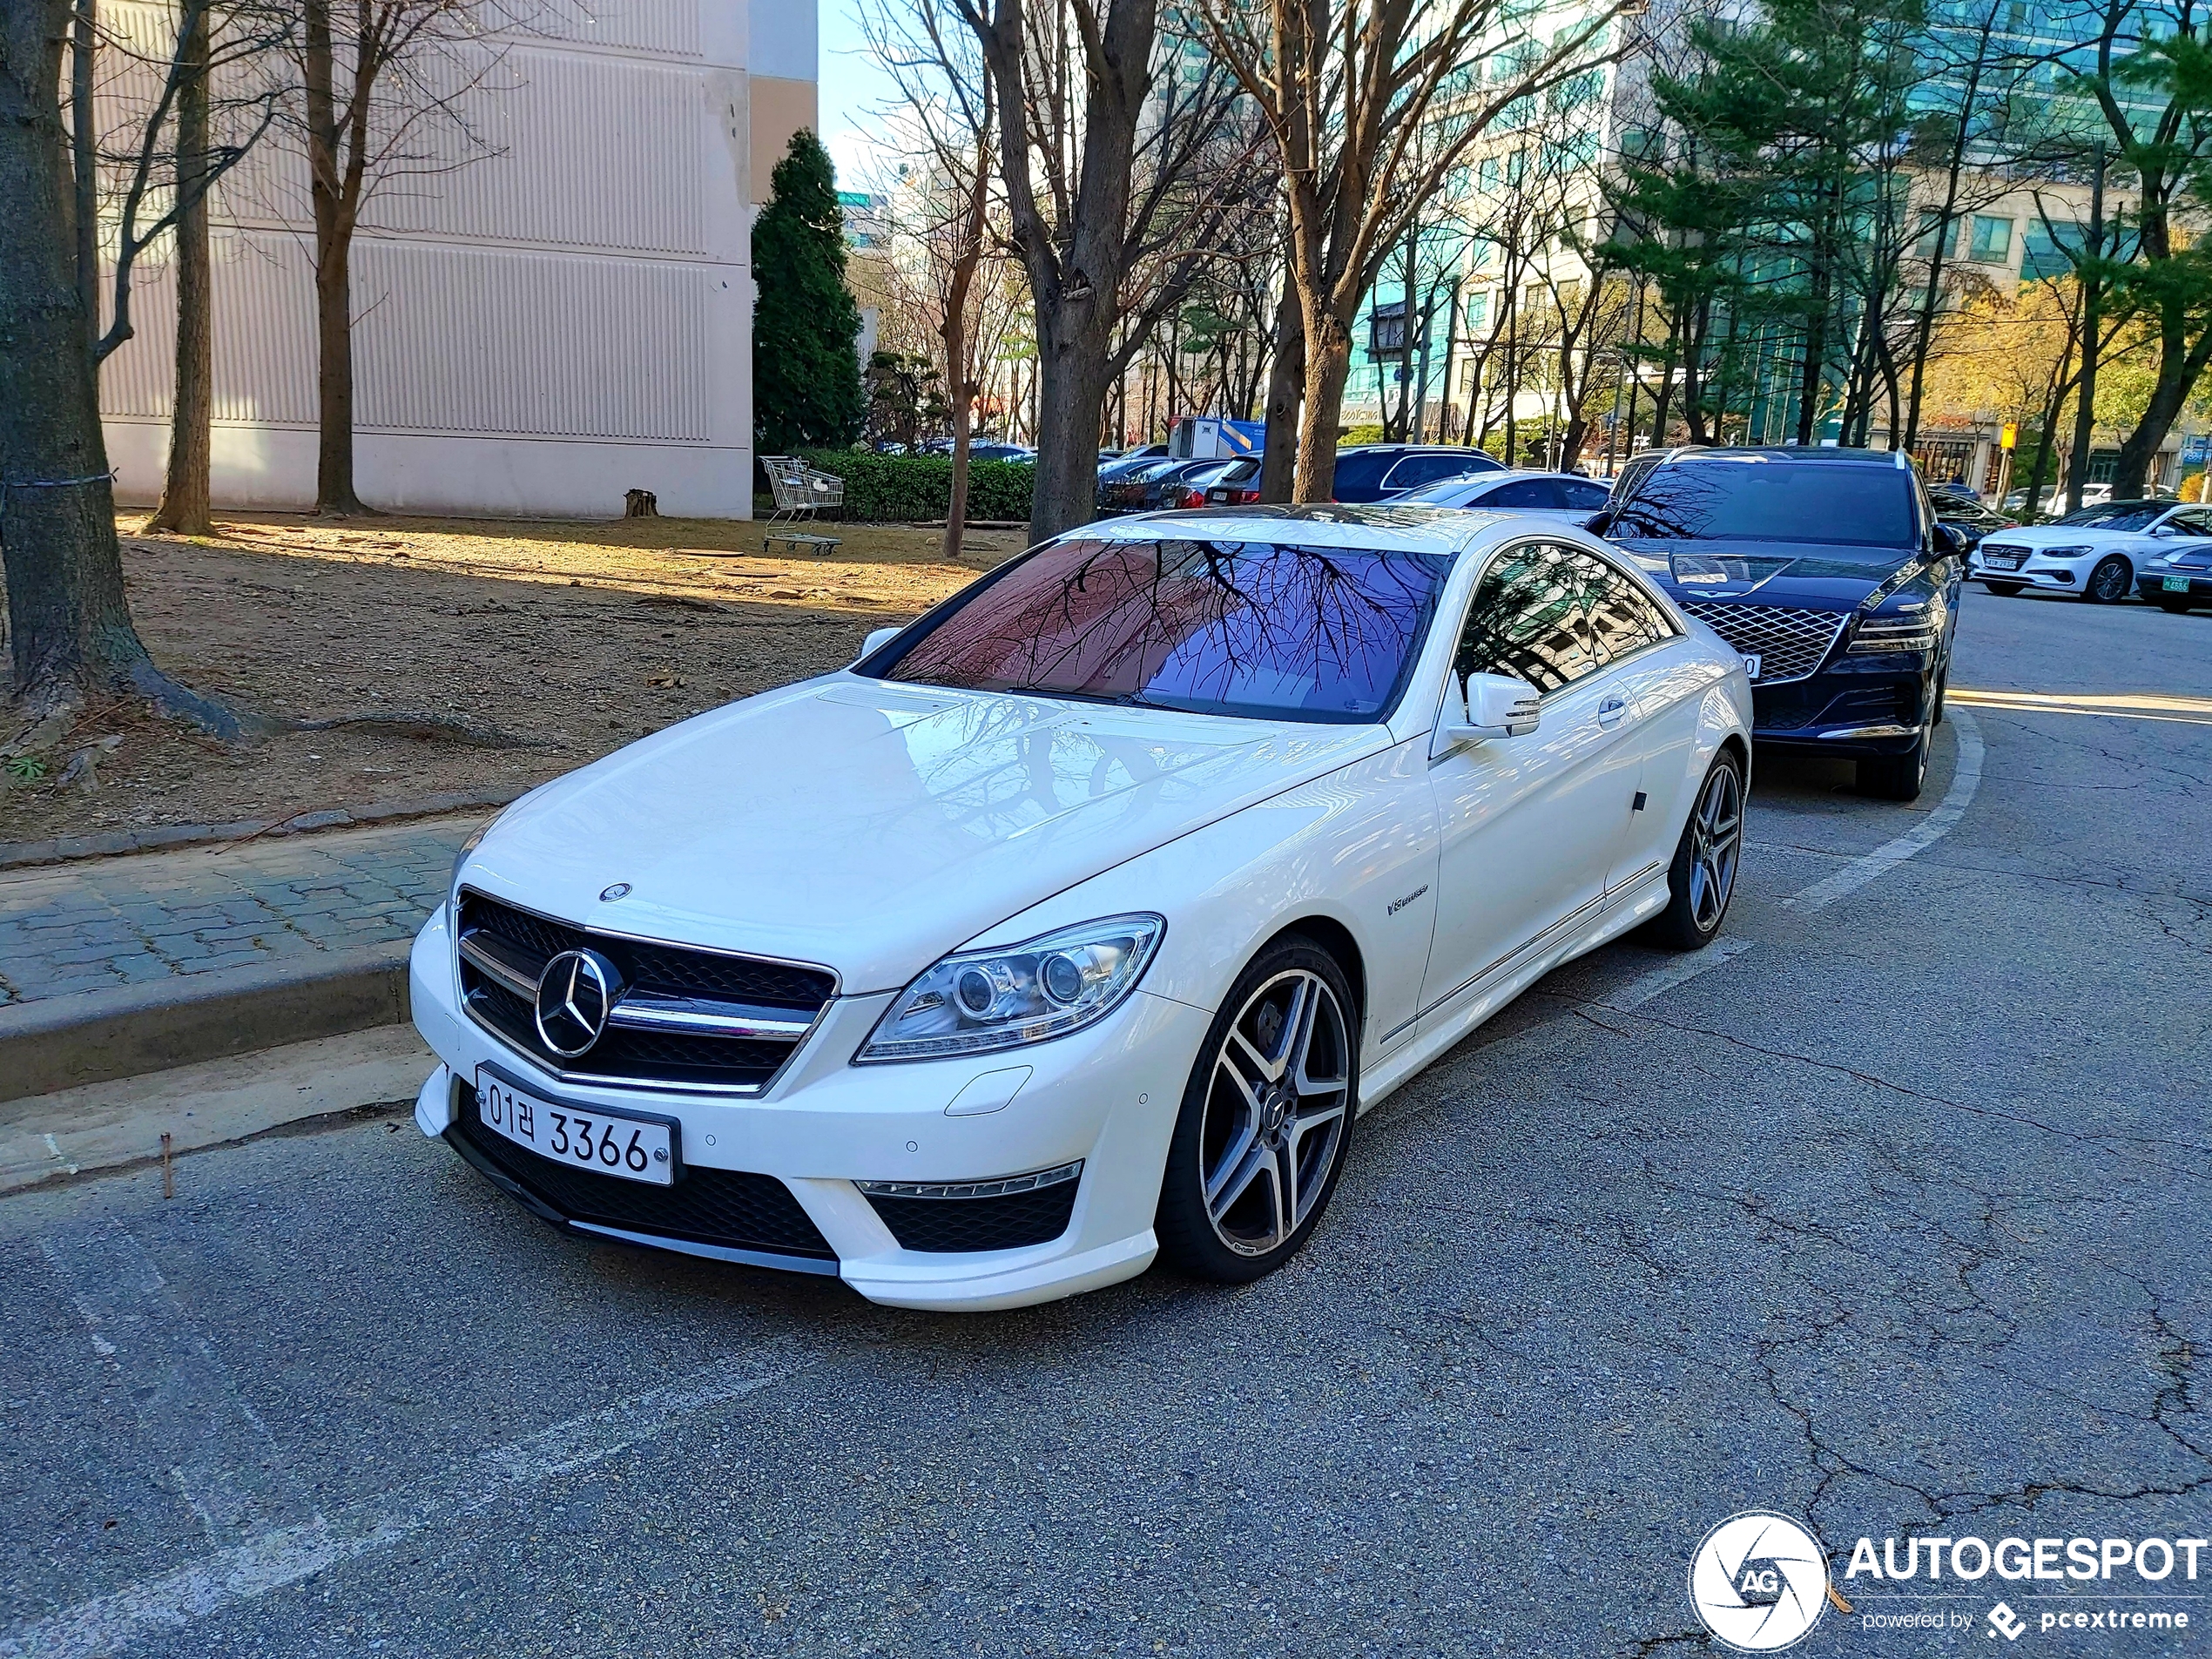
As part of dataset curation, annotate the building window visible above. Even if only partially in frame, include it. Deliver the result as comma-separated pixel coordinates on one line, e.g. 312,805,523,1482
1914,208,1947,259
1969,215,2014,263
1467,291,1490,332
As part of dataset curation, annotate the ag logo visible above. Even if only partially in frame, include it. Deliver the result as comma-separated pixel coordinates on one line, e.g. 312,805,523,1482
1689,1511,1831,1652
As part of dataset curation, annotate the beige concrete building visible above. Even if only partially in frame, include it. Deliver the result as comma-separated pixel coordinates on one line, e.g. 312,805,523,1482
100,0,818,518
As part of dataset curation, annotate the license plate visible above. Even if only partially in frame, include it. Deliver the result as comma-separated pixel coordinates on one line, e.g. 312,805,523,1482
1741,653,1763,682
2166,575,2193,591
475,1069,675,1185
1985,555,2022,570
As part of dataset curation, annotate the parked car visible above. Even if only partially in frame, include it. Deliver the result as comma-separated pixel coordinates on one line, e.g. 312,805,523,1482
417,507,1751,1309
1097,458,1190,514
2140,531,2212,611
1594,446,1966,801
1393,469,1615,516
966,442,1035,462
1136,458,1238,512
1199,458,1265,506
1330,445,1507,503
1925,488,2015,552
1971,500,2212,601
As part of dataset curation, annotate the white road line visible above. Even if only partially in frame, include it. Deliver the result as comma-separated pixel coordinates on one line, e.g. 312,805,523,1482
0,1352,806,1659
1782,705,1984,915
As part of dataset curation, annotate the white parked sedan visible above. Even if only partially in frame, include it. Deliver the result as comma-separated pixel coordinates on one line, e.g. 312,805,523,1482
1393,469,1615,516
409,508,1752,1311
1972,500,2212,601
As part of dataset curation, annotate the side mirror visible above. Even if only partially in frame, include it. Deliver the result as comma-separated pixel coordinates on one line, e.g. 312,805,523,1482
1432,671,1541,757
1931,522,1967,557
856,625,901,664
1585,510,1614,538
2150,523,2179,539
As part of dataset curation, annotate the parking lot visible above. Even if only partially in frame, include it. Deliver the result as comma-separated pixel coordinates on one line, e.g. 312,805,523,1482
2,586,2206,1657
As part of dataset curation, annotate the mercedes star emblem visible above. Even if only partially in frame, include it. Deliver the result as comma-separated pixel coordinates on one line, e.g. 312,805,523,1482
534,948,621,1058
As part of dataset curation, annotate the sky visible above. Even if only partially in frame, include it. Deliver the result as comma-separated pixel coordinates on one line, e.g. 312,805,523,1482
817,0,902,192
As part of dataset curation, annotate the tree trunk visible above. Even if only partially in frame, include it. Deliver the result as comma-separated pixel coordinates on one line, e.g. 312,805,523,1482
71,0,98,350
1258,287,1303,502
1293,307,1354,502
1026,300,1114,543
1,0,238,738
151,2,213,536
2066,151,2105,514
303,0,366,515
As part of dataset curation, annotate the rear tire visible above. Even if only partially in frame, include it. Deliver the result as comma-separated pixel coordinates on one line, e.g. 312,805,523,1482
2086,555,2133,603
1983,581,2023,597
1647,752,1745,951
1858,725,1930,802
1156,938,1358,1284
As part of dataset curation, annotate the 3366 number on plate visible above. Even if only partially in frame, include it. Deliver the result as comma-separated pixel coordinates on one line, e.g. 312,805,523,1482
475,1070,675,1185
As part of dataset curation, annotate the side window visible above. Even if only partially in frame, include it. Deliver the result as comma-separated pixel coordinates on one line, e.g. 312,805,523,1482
1482,478,1566,508
1386,453,1480,491
1579,551,1676,662
2167,509,2212,536
1561,479,1612,509
1453,543,1600,695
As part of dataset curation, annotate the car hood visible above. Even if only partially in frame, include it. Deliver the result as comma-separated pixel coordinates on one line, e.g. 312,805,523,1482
1609,538,1912,611
1974,524,2136,549
463,677,1389,993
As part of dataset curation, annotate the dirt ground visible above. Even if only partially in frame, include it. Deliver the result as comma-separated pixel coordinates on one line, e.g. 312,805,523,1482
0,513,1022,846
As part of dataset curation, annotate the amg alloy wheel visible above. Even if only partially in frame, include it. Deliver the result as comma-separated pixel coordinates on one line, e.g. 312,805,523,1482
1649,752,1744,950
2086,555,2133,604
1156,941,1356,1283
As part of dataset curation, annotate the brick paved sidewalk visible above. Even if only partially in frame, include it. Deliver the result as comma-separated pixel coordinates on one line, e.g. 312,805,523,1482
0,813,486,1008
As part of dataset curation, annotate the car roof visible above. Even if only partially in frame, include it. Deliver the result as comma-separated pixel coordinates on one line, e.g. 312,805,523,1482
1085,502,1549,556
1651,445,1911,468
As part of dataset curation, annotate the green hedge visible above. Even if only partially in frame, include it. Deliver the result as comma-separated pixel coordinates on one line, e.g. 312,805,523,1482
790,448,1036,523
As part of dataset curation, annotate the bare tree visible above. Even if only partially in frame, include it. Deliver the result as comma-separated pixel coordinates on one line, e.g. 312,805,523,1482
293,0,522,514
949,0,1267,541
1192,0,1629,499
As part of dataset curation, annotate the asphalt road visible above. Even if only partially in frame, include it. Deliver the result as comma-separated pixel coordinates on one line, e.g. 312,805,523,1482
3,584,2208,1658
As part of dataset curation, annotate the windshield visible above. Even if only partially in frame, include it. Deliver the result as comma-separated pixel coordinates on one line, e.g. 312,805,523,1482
1394,475,1484,505
873,536,1452,724
1609,460,1918,546
2059,503,2163,529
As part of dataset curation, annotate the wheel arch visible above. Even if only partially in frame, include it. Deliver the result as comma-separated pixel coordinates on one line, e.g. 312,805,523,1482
1259,914,1367,1028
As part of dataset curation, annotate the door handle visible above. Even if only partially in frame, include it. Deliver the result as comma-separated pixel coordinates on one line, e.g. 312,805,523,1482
1597,696,1629,728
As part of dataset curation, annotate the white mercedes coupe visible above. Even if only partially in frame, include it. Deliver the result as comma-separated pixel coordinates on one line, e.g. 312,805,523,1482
409,507,1752,1311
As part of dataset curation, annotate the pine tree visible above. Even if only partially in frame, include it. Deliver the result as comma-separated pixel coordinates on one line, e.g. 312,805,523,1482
752,131,866,451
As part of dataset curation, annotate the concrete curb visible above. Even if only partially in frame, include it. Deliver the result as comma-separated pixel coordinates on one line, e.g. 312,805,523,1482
0,786,525,872
0,941,415,1103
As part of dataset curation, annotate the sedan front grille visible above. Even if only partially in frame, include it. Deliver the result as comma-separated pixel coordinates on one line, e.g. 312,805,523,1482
1677,602,1849,685
1979,543,2028,570
455,890,834,1093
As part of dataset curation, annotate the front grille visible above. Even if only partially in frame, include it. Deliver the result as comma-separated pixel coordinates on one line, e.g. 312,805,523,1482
452,1082,837,1261
1979,543,2027,570
1678,602,1849,685
456,891,833,1092
862,1167,1082,1253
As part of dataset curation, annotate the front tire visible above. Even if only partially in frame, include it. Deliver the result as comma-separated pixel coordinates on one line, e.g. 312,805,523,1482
2157,595,2195,614
1156,939,1357,1284
1647,752,1744,951
1858,725,1930,801
2086,555,2133,603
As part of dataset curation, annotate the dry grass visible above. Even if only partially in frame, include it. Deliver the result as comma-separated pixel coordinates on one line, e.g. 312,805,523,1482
0,513,1021,846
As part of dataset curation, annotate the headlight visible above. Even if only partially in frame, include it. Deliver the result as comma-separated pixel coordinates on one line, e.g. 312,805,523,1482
854,914,1165,1063
2041,543,2093,557
1849,601,1940,654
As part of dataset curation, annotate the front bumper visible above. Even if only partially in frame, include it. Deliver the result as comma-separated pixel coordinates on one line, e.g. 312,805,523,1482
408,905,1211,1311
1747,658,1935,757
1972,554,2088,590
2139,570,2212,602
